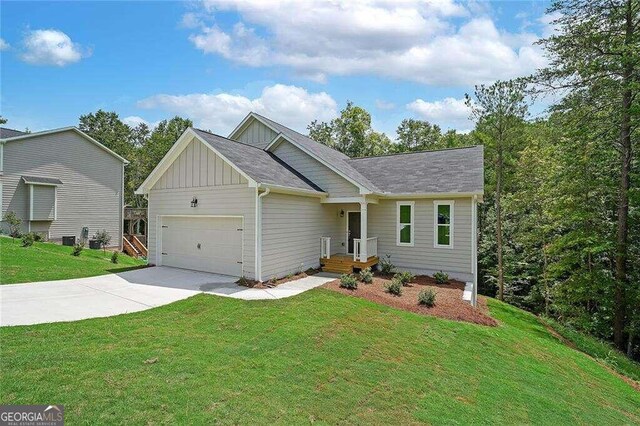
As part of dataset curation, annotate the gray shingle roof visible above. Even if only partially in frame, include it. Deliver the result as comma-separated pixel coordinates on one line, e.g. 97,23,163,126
253,113,381,193
192,129,323,193
0,128,28,139
22,175,63,185
348,146,484,194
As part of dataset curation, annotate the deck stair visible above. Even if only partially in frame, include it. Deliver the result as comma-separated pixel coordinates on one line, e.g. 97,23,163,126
123,235,148,258
320,254,379,274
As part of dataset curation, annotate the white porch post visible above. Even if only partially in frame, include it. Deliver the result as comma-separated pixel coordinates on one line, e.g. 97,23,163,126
360,200,368,262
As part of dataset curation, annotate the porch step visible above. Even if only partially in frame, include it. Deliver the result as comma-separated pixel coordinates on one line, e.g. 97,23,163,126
320,255,379,275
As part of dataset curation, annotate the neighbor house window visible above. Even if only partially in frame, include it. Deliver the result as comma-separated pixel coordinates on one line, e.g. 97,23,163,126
434,201,454,248
396,201,414,246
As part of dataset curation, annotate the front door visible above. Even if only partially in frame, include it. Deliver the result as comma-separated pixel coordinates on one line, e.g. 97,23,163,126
347,211,361,254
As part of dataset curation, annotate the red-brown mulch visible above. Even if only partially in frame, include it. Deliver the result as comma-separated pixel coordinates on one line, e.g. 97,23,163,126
323,274,498,326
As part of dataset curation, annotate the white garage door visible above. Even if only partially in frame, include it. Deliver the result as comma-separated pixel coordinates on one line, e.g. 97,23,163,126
161,216,243,276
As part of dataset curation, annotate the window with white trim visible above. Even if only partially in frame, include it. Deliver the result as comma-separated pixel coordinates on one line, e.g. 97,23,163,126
434,201,454,248
396,201,414,246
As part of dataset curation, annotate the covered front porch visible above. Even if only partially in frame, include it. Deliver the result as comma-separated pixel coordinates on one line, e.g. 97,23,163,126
319,198,379,274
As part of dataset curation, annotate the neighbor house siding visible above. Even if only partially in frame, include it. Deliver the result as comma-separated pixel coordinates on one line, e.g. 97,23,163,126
271,140,359,197
368,198,474,281
152,138,248,190
261,192,336,279
0,130,123,242
233,120,277,149
31,185,55,220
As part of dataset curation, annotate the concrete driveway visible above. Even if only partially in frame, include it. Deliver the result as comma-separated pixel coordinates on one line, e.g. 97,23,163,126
0,266,336,326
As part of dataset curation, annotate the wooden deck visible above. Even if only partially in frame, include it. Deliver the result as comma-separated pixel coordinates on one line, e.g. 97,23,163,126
320,254,379,274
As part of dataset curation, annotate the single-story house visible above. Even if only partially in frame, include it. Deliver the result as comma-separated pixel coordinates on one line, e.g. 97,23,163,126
136,113,483,295
0,127,128,247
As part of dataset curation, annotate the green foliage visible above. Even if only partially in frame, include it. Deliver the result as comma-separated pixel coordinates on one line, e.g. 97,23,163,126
111,251,119,264
339,274,358,290
379,254,396,275
3,211,22,238
433,271,449,285
394,271,415,286
358,267,373,284
395,119,442,152
72,241,84,257
92,229,112,252
418,289,437,307
384,278,403,296
21,233,35,247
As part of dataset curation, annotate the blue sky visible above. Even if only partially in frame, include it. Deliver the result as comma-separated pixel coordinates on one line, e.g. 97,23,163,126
1,1,552,137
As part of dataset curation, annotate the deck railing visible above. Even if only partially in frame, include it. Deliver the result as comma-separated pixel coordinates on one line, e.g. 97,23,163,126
320,236,331,259
353,237,378,262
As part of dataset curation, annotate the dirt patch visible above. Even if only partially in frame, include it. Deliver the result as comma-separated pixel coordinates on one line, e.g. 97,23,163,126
323,274,498,326
237,268,321,289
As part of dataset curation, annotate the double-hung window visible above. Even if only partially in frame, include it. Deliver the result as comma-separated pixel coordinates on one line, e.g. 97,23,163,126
434,201,454,248
396,201,414,246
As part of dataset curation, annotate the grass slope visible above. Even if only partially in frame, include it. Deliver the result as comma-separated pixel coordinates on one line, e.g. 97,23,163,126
1,291,638,424
0,237,146,284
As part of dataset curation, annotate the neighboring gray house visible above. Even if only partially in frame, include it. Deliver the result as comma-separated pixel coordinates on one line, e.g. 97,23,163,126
0,127,128,247
136,112,483,302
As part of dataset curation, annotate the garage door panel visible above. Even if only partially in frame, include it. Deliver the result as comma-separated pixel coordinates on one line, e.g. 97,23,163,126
161,216,243,276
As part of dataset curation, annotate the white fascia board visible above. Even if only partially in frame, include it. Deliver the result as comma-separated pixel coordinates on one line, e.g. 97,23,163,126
228,112,261,140
379,192,483,200
259,183,326,198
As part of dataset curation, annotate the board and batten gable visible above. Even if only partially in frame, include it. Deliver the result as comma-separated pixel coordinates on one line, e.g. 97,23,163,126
147,136,257,279
271,140,360,197
368,197,474,281
232,119,278,149
1,129,123,242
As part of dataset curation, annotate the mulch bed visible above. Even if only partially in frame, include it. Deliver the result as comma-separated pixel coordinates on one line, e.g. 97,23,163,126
323,274,498,326
237,268,322,289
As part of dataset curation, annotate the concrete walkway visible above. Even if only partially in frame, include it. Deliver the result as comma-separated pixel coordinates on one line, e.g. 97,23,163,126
0,267,337,327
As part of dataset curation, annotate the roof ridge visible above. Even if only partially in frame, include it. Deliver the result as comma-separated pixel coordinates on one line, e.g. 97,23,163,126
0,127,26,132
349,145,482,161
193,127,267,151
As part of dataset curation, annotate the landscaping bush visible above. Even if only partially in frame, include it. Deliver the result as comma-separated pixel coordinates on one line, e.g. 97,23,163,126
379,254,396,275
418,289,437,307
111,251,119,264
384,278,403,296
359,267,373,284
71,241,85,256
21,232,36,247
394,271,415,286
4,211,22,238
92,229,112,252
340,274,358,290
433,271,450,284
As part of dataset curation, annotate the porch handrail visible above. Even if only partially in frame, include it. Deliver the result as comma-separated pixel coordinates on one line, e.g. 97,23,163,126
320,236,331,259
353,237,378,262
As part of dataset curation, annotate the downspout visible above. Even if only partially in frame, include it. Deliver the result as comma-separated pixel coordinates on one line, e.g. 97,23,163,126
471,194,478,307
255,186,271,282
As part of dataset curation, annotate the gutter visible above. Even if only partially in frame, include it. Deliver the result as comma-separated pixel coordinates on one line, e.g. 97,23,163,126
255,186,271,282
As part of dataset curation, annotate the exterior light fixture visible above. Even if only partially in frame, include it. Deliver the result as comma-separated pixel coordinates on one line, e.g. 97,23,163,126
190,197,198,208
340,209,345,217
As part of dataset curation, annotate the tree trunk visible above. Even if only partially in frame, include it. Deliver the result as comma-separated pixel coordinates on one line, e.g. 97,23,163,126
613,0,634,351
496,137,504,301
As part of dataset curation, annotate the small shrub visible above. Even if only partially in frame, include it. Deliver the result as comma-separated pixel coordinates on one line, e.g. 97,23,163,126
418,289,436,307
433,271,450,284
340,274,358,290
21,232,36,247
237,276,250,286
384,278,403,296
92,229,112,252
359,267,373,284
4,211,22,238
111,251,119,264
394,271,415,286
71,241,85,256
379,254,396,275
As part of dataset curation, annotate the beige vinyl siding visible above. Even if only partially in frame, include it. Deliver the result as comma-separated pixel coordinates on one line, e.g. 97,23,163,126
148,185,257,279
261,193,337,279
31,185,55,220
272,140,359,197
1,130,123,242
153,138,247,190
234,120,277,149
368,198,473,281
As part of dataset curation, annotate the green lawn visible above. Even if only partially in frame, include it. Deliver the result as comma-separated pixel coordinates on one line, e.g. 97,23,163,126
0,236,146,284
1,291,638,424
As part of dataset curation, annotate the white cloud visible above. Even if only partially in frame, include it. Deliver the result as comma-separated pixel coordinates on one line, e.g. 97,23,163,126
122,116,161,129
137,83,338,135
20,29,87,66
185,1,548,85
375,99,396,110
0,38,10,51
407,97,473,132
